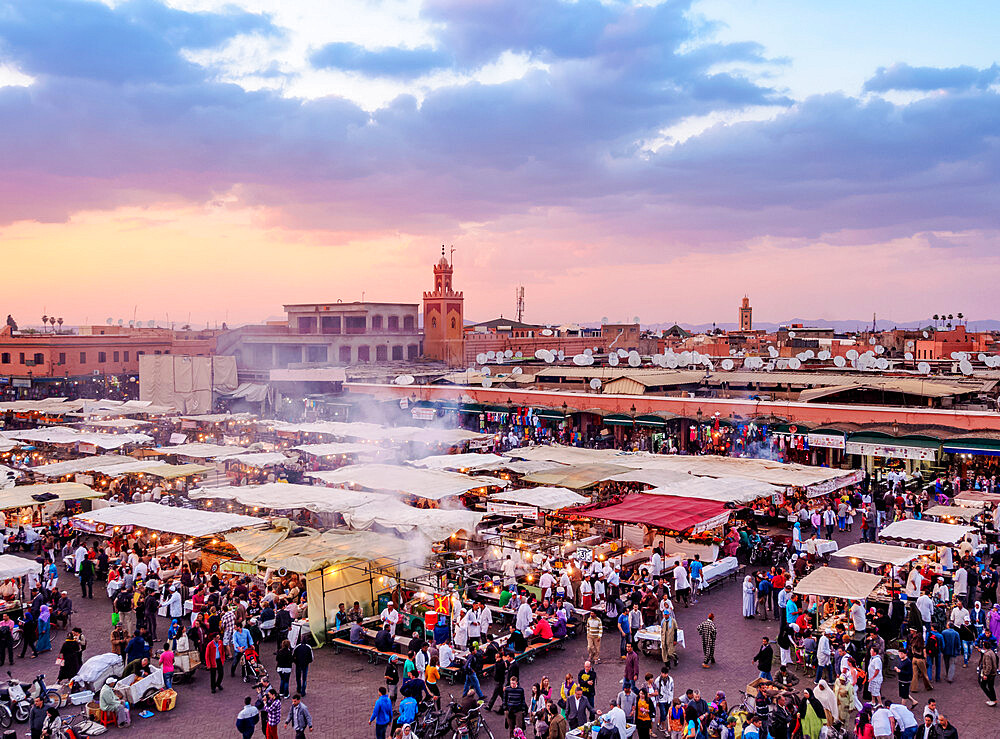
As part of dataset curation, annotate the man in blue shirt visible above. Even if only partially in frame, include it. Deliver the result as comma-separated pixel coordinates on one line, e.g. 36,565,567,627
397,694,419,731
369,687,393,739
689,556,704,604
231,623,254,677
618,610,631,657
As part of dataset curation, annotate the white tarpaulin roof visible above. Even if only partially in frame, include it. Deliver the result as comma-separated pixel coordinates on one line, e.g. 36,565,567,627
641,476,779,504
216,452,289,467
793,567,883,600
178,413,257,423
0,399,171,418
78,419,152,429
491,486,590,510
408,453,506,472
508,445,857,490
30,455,160,478
308,463,507,500
922,505,981,522
189,483,480,541
73,502,262,537
0,554,40,581
877,519,974,546
272,421,488,446
0,482,103,511
832,543,934,567
164,443,248,459
290,442,376,457
492,460,567,475
2,428,153,449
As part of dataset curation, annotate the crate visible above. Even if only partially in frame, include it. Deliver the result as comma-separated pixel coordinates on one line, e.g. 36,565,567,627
86,701,101,720
745,677,774,698
153,688,177,712
70,690,94,706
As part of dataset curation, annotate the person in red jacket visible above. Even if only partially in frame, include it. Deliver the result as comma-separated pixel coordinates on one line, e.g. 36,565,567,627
205,633,226,693
530,617,553,644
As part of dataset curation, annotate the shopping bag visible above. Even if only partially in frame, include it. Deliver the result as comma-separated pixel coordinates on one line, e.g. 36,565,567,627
676,629,686,648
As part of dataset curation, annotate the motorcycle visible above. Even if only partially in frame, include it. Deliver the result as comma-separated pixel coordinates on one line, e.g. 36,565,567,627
446,696,495,739
5,671,62,722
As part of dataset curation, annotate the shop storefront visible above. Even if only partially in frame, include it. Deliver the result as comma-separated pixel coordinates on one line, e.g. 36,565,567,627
845,433,940,476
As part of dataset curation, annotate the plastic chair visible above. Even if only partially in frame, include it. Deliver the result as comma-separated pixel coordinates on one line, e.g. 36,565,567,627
99,709,117,728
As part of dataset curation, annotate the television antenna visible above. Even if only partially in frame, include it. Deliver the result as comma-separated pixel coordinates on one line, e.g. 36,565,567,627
515,286,525,323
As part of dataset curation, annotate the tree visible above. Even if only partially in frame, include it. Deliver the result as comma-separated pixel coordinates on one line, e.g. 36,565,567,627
932,314,939,327
957,312,964,324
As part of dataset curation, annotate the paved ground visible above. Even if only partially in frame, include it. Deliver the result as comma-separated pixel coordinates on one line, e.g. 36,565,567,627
7,527,994,737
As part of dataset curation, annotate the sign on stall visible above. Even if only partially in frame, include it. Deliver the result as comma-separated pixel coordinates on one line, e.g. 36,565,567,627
808,433,846,449
691,510,732,535
169,433,188,445
486,501,539,520
806,469,865,498
399,398,409,410
77,443,97,455
219,560,261,575
181,420,197,430
11,378,30,388
75,474,94,486
469,437,492,450
574,546,593,564
411,407,436,421
845,441,936,461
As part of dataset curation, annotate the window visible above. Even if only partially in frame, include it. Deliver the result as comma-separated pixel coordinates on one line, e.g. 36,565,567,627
345,316,366,335
113,351,119,363
33,353,43,365
137,351,145,356
19,353,25,365
387,316,399,331
403,316,415,331
0,353,9,364
322,316,341,335
451,318,457,330
357,345,370,362
58,353,66,365
376,345,388,362
407,344,418,360
371,315,383,331
338,346,351,363
431,317,437,329
80,352,87,363
98,352,107,363
306,345,327,363
391,345,403,360
154,350,161,355
124,351,129,362
297,316,317,333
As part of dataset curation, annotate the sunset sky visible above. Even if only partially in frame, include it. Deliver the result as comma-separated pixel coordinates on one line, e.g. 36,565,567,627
1,0,998,327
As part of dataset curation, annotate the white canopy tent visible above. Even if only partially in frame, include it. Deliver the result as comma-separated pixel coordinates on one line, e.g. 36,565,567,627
793,567,884,600
877,519,974,546
164,443,249,460
189,483,482,541
272,421,488,446
30,455,163,479
308,463,507,500
215,452,289,468
408,452,506,472
0,482,103,511
490,486,590,511
617,474,779,504
72,502,262,538
2,428,153,450
831,543,934,568
0,554,41,581
291,442,377,458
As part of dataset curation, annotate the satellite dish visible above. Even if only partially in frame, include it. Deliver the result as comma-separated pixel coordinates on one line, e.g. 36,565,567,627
106,318,113,325
768,346,778,358
978,353,986,362
117,319,123,326
541,329,553,336
482,378,493,388
765,361,776,371
617,348,629,358
601,317,608,324
481,366,491,376
589,378,602,390
918,361,931,374
875,345,885,354
817,350,831,360
544,353,555,364
721,358,734,371
512,367,523,375
515,351,522,358
869,336,877,345
960,360,973,375
534,350,548,360
665,356,678,369
788,331,796,338
486,351,495,360
572,354,590,366
789,358,801,370
804,349,815,359
128,320,134,327
922,331,929,338
729,349,736,355
557,350,565,361
627,354,641,367
608,353,619,366
949,352,959,360
476,353,487,364
904,352,913,361
147,320,155,327
584,348,593,356
846,349,859,360
504,349,513,358
633,316,639,324
834,356,846,368
394,375,414,386
593,346,599,352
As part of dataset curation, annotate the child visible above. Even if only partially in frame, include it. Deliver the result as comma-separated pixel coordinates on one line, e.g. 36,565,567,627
159,643,175,689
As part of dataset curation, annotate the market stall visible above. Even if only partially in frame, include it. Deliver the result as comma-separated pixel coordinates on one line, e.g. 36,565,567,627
877,519,974,546
71,502,262,538
308,463,508,500
0,481,104,530
0,553,39,618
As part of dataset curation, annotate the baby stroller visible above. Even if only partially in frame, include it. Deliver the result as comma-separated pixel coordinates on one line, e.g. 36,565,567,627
241,647,267,684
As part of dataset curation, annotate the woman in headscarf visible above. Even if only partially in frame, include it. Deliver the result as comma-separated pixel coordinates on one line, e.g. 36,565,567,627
973,601,988,637
989,603,1000,644
57,630,83,682
798,688,826,739
35,605,52,653
742,576,757,619
856,702,875,739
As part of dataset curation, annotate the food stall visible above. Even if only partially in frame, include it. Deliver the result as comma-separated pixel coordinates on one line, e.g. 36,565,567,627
792,567,884,636
0,554,40,619
830,543,934,600
0,481,104,531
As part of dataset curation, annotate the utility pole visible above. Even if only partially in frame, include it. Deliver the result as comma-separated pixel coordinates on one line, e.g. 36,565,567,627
515,286,525,323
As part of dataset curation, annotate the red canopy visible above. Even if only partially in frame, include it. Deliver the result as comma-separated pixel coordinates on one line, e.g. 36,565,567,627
572,493,731,533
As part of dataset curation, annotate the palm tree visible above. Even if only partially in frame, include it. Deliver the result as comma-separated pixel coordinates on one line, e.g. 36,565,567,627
57,317,63,333
957,312,964,325
932,314,939,328
41,315,47,332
